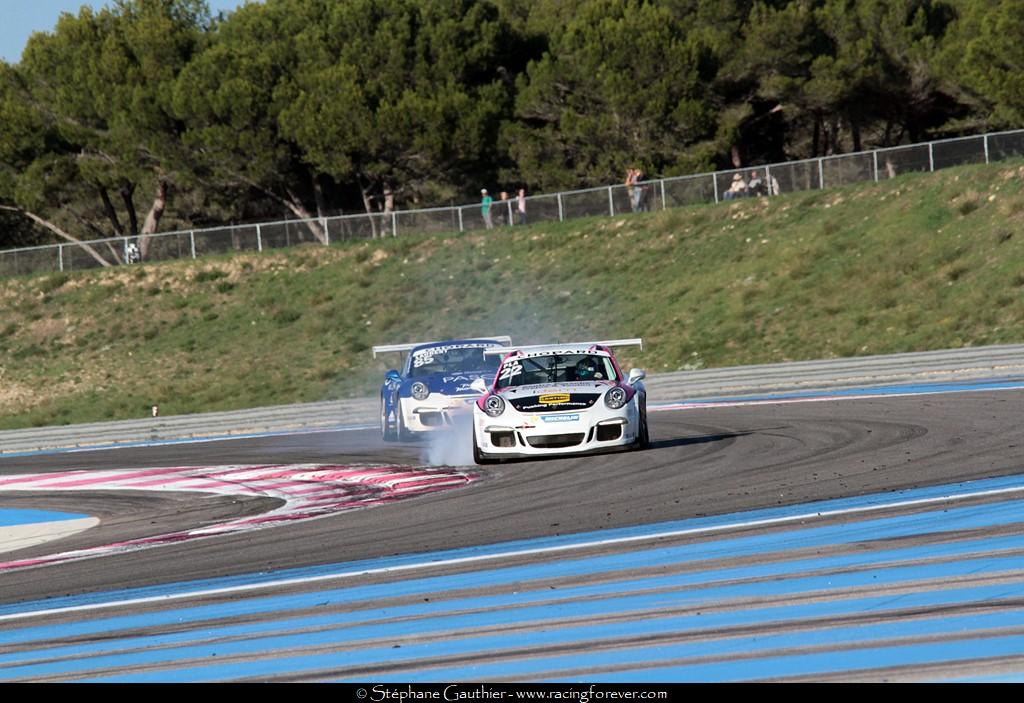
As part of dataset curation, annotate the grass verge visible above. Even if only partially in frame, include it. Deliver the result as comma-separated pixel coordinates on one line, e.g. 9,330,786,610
2,160,1024,429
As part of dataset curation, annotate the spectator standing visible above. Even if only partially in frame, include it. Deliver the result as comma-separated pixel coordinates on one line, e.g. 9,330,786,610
481,189,493,229
381,186,395,235
517,188,527,225
633,168,647,212
125,241,141,264
499,191,510,226
625,168,637,212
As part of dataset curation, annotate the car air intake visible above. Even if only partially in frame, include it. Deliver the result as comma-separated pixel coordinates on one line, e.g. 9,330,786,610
526,433,585,449
489,431,516,448
419,412,446,427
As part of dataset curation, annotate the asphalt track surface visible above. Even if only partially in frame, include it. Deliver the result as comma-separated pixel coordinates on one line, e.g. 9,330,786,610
1,387,1021,608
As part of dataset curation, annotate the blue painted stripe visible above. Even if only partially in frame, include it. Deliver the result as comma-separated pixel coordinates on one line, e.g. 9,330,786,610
78,584,1024,682
9,528,1024,669
378,608,1024,683
651,377,1024,408
0,508,88,527
566,633,1024,683
6,532,1024,671
8,550,1024,680
5,491,1024,648
7,471,1024,619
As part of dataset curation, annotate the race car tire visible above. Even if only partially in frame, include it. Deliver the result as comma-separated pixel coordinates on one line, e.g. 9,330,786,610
396,407,412,442
472,430,497,465
633,400,650,450
381,396,398,442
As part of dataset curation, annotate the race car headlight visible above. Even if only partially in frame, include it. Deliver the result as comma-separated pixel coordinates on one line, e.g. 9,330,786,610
604,387,628,410
411,382,430,401
483,394,506,417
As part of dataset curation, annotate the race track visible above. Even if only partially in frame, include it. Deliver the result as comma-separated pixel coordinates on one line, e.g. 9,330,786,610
1,375,1024,681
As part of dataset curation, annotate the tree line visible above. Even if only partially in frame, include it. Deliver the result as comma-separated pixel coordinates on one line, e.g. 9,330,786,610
1,0,1021,258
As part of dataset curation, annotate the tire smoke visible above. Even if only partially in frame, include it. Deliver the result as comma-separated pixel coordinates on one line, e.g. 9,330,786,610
420,413,476,467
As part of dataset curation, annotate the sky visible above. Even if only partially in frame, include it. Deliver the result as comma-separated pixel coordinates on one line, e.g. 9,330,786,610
1,1,249,64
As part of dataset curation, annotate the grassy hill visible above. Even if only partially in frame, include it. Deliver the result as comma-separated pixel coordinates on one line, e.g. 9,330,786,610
2,160,1024,430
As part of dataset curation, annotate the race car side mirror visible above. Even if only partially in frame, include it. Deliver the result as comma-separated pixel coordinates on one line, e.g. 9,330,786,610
627,368,646,385
470,378,489,394
385,370,402,383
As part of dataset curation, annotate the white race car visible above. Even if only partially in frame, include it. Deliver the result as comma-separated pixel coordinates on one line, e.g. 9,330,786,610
470,339,648,463
373,337,512,441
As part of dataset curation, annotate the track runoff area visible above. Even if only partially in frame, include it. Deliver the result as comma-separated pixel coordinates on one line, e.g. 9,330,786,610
1,371,1024,681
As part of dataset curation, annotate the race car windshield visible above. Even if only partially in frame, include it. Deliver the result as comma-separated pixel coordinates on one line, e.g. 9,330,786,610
409,346,501,378
495,353,617,389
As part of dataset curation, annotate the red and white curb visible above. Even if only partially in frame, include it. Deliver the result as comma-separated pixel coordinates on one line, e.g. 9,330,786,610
0,463,477,572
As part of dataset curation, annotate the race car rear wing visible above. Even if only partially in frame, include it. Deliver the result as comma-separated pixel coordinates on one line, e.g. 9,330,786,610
484,338,644,356
372,336,513,358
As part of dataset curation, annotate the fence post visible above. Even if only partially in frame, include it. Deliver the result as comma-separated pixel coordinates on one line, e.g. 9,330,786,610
873,151,879,182
256,224,262,252
58,244,64,272
507,199,513,226
190,230,196,259
322,217,329,246
392,211,398,237
928,142,935,172
660,179,666,210
984,134,990,164
458,206,464,232
557,193,564,222
818,158,825,189
608,186,615,216
712,174,719,204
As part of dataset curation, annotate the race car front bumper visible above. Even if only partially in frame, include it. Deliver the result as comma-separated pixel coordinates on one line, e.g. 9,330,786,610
400,395,480,433
473,402,640,458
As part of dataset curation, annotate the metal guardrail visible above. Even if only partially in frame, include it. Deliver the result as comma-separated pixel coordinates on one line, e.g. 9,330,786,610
3,129,1024,278
2,344,1023,454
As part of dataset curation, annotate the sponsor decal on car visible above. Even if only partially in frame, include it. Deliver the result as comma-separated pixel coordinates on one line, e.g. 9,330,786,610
540,414,580,423
511,393,600,412
539,393,571,405
443,374,485,383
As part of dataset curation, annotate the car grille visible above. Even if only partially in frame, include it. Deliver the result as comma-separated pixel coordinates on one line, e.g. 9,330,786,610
510,394,600,413
526,433,585,449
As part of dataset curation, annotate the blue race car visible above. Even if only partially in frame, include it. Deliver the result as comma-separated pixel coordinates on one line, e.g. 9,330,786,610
373,337,512,441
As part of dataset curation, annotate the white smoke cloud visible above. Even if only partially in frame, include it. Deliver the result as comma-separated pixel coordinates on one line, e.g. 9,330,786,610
420,413,476,467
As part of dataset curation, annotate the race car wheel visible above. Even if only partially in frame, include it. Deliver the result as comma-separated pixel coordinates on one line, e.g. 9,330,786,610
472,430,497,465
381,396,397,442
396,406,412,442
634,400,650,450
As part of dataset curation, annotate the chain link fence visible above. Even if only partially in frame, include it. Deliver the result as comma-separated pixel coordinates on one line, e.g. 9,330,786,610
3,129,1023,279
